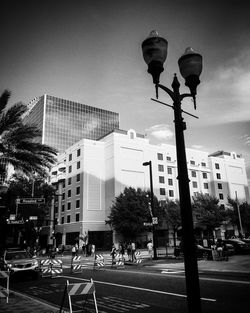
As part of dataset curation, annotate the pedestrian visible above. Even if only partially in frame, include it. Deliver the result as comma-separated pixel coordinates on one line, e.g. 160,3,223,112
72,245,76,257
82,242,87,256
147,239,153,259
131,241,136,262
216,239,223,261
127,242,132,261
110,243,117,264
119,242,125,260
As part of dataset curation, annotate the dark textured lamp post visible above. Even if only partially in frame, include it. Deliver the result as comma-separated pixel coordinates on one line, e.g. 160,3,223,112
142,30,203,313
143,161,157,260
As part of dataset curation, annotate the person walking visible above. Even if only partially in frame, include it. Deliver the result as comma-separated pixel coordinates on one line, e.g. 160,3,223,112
131,241,136,262
119,242,125,261
127,242,132,261
110,243,117,264
147,239,153,259
216,239,223,261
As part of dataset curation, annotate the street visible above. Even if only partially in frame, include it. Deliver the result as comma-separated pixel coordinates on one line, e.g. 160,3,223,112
6,254,250,313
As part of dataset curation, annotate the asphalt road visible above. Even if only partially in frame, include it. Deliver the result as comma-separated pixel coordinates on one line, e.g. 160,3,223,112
9,264,250,313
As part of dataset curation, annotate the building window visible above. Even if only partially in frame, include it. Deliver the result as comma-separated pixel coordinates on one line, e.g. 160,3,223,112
202,172,207,179
169,190,174,197
218,183,222,189
190,160,195,165
157,153,163,160
168,178,173,186
158,164,164,172
77,149,81,157
160,188,166,195
61,204,65,212
67,202,71,210
204,183,209,189
67,215,70,223
191,171,196,177
216,173,221,179
61,217,64,224
192,181,198,188
219,193,224,200
166,156,171,161
215,163,220,170
76,186,80,195
201,162,206,167
69,154,72,161
54,206,58,214
62,193,65,200
76,199,80,208
68,177,71,185
77,161,81,169
69,165,72,173
167,167,172,175
76,173,81,182
76,213,80,222
159,176,165,183
68,190,71,198
62,181,65,188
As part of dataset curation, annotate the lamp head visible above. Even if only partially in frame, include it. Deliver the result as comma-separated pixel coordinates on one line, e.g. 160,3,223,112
178,47,202,97
142,30,168,84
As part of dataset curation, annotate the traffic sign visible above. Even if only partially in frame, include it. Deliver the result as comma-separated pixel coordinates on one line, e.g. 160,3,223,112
7,219,24,224
16,198,45,204
152,217,158,225
29,216,38,220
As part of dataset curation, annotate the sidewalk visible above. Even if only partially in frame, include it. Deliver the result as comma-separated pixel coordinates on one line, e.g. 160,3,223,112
0,290,58,313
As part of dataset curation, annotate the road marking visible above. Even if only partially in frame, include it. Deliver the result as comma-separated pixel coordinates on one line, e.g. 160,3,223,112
161,269,185,274
60,275,216,302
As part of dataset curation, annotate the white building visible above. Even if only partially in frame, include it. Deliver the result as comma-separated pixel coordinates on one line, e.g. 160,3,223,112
45,129,249,249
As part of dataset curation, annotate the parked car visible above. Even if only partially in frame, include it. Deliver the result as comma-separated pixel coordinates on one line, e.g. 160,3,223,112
0,248,40,279
223,243,235,256
174,243,213,260
223,239,250,254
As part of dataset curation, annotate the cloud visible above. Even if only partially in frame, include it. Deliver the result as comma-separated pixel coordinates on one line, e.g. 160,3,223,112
145,124,174,142
191,144,204,150
199,49,250,125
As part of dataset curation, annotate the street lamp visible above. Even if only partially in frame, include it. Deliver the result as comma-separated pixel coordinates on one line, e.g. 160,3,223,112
143,161,158,260
142,31,203,313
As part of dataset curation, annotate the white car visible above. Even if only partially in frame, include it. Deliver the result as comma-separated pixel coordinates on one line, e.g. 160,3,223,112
0,248,40,279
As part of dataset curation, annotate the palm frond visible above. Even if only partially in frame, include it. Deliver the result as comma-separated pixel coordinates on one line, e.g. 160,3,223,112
0,89,11,114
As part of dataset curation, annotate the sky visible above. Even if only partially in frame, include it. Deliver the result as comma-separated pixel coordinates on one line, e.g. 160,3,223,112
1,0,250,188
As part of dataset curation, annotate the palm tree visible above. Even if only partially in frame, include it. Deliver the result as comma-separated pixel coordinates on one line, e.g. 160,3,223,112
0,89,57,178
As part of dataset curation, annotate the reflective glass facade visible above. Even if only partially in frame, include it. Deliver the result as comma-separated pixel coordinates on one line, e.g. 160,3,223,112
23,95,119,153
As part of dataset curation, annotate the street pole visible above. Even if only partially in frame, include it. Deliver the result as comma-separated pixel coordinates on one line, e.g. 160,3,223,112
141,30,203,313
147,161,158,260
235,191,244,237
170,76,201,313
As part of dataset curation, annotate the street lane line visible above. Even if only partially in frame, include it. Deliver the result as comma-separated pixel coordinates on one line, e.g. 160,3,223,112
60,275,216,302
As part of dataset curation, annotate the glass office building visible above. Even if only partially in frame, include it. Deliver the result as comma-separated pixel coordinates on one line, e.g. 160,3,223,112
23,95,120,153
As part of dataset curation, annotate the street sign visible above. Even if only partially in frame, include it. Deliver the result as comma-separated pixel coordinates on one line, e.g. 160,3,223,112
143,222,153,226
16,198,45,204
152,217,158,225
7,219,24,224
9,214,16,221
29,216,38,220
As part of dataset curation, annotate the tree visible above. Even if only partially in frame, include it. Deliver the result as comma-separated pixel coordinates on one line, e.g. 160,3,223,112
0,90,57,178
227,197,250,237
106,187,163,241
0,174,55,248
192,193,228,242
161,199,181,247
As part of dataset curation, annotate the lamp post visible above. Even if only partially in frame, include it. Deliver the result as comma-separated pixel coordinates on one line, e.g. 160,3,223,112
143,161,158,260
142,31,203,313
